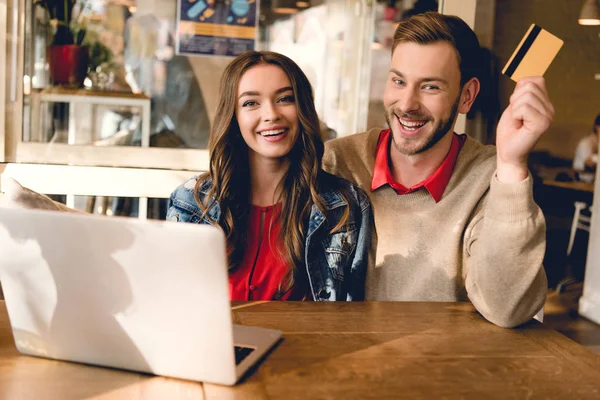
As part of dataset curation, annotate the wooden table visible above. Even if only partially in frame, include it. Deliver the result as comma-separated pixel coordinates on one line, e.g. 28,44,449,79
2,301,600,399
542,179,595,193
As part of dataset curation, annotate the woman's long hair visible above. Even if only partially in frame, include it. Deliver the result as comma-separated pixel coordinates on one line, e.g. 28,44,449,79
195,51,350,294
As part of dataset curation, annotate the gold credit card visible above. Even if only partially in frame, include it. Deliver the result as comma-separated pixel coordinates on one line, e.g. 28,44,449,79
502,24,564,82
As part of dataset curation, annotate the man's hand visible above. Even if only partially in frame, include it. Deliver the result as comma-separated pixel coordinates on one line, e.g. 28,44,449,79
495,77,554,183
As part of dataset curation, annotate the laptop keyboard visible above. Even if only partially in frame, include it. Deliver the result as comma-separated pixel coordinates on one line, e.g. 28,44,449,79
234,345,255,365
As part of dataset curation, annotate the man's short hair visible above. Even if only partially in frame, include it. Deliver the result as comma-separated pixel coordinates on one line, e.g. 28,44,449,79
594,114,600,128
392,11,482,86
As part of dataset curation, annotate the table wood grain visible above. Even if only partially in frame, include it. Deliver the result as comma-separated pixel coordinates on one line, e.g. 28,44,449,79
2,301,600,399
542,179,595,193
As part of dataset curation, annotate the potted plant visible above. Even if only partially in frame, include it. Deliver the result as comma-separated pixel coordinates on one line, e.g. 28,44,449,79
87,36,116,90
35,0,89,87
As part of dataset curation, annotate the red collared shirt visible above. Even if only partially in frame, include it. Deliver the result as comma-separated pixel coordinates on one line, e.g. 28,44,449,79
370,129,466,202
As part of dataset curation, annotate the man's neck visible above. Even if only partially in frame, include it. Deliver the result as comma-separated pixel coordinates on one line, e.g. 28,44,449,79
389,132,454,188
248,155,289,207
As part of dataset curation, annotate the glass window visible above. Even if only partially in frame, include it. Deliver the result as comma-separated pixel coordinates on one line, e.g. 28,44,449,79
2,0,375,219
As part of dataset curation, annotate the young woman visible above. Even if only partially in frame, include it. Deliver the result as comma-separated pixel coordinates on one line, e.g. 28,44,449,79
167,51,372,302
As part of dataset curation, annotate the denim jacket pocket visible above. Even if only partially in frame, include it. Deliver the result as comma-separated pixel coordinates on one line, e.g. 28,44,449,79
323,229,357,281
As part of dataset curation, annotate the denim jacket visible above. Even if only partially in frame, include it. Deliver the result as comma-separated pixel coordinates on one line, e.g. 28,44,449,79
166,172,372,301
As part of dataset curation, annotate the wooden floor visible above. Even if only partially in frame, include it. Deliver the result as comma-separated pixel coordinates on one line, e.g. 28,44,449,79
543,284,600,355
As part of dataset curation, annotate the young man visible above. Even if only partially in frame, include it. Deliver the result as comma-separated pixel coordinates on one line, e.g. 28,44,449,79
323,12,551,328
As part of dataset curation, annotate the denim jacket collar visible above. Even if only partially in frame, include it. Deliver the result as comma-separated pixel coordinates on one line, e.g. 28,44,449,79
307,189,347,236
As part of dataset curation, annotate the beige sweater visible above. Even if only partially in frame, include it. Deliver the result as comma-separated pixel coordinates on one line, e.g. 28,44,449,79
323,128,548,328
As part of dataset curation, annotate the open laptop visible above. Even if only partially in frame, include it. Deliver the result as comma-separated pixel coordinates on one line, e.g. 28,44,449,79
0,207,282,386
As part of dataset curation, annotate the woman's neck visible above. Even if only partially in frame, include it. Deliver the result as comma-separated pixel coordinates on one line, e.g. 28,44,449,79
248,154,290,207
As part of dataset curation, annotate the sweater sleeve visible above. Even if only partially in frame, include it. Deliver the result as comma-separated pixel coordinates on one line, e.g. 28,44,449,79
464,173,548,328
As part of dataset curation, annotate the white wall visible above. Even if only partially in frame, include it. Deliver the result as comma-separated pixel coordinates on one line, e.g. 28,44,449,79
580,164,600,324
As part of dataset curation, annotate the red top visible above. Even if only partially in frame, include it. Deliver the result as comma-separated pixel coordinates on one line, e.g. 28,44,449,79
229,204,311,301
370,129,466,202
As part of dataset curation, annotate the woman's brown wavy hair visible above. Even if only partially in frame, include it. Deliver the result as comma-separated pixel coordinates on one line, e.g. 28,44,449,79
194,50,351,295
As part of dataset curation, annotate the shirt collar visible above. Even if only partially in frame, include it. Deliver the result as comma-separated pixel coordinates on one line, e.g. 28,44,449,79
370,129,466,202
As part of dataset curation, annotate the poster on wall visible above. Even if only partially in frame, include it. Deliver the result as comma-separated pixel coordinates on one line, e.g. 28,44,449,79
176,0,258,57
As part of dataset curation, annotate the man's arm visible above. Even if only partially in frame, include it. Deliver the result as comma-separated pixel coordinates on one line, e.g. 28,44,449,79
464,174,547,328
464,76,552,328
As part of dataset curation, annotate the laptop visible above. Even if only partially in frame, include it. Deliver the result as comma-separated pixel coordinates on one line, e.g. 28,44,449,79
0,207,282,386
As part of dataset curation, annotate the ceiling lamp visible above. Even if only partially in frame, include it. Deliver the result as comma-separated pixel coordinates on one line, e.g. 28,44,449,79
579,0,600,25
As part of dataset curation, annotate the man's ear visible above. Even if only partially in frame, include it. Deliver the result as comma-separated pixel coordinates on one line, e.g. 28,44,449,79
458,77,480,114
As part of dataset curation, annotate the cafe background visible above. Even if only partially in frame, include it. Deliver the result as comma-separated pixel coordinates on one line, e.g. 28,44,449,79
1,0,600,327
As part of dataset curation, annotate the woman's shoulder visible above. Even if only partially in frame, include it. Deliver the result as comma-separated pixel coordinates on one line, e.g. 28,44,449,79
170,174,213,206
317,171,370,210
168,175,220,223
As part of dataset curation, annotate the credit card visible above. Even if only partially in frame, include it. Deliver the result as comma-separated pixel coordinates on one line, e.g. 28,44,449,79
502,24,563,82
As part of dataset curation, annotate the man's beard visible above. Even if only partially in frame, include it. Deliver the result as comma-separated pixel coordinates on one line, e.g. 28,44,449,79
385,95,461,156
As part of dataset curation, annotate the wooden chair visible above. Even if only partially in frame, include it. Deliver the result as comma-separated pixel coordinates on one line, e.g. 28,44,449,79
0,163,202,219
